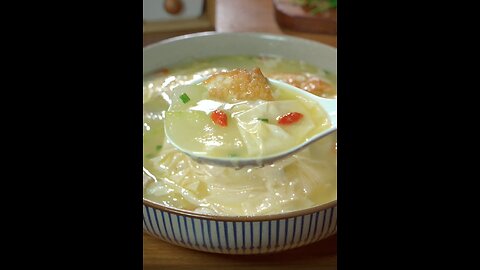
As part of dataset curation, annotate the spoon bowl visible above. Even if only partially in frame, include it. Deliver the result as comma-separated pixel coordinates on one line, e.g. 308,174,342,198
165,78,337,168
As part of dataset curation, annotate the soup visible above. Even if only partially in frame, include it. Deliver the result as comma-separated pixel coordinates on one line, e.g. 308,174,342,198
165,68,331,159
143,56,337,216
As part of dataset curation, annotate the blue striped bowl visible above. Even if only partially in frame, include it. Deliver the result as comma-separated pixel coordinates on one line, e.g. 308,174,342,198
143,32,337,254
143,199,337,254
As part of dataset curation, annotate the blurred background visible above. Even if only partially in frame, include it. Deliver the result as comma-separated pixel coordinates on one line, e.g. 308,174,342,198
143,0,337,47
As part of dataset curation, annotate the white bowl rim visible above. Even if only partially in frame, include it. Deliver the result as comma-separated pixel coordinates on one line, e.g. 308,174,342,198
143,31,337,56
143,31,337,222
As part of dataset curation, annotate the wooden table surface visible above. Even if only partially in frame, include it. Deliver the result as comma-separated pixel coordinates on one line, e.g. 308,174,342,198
143,1,337,269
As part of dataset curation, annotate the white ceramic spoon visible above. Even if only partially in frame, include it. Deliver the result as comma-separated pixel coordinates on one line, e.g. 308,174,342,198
165,78,337,168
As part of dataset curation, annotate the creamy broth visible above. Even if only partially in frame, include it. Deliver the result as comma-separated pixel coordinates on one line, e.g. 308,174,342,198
143,56,337,216
165,81,331,158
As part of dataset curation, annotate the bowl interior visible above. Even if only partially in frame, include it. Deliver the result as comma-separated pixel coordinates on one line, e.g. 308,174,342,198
143,32,337,76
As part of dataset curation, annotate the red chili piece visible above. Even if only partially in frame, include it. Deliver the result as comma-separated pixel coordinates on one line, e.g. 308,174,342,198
277,112,304,125
211,110,228,127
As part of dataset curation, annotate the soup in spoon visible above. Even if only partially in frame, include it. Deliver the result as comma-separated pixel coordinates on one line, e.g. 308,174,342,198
165,68,332,160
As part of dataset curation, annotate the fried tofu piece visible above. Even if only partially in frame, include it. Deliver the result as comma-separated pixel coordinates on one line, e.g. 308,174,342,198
204,68,273,102
268,73,335,98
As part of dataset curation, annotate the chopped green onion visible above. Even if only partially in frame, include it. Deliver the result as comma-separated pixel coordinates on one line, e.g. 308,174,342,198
229,153,238,157
179,93,190,104
155,145,162,151
145,153,155,159
257,118,269,123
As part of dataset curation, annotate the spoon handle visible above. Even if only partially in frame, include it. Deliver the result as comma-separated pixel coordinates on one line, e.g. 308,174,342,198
316,97,337,127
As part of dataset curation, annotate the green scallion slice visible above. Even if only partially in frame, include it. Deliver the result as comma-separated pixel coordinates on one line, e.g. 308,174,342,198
179,93,190,104
257,118,269,123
